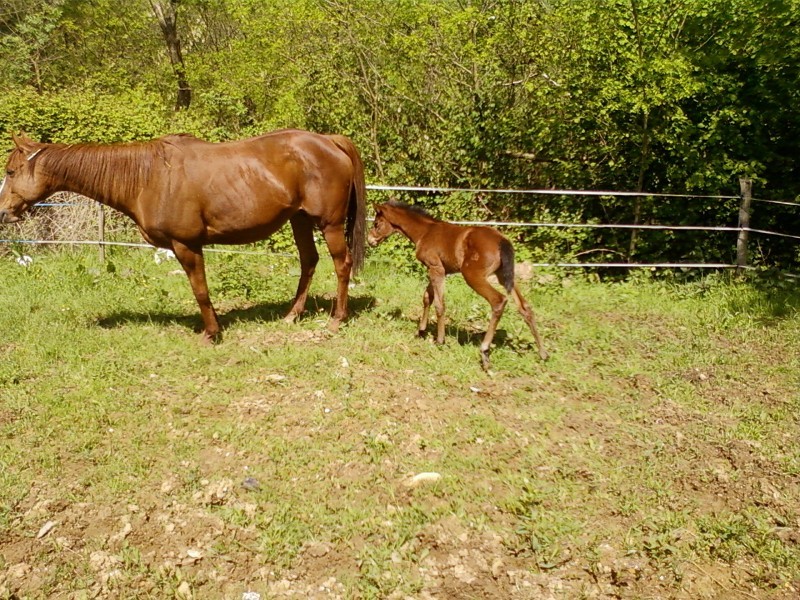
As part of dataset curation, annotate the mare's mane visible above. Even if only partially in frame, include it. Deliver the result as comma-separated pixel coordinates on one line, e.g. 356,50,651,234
36,139,172,202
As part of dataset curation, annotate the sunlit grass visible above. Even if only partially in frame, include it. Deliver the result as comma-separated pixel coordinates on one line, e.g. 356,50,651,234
0,247,799,597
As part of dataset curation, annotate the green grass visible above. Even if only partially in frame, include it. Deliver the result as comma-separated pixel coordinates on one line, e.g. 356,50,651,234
1,246,799,599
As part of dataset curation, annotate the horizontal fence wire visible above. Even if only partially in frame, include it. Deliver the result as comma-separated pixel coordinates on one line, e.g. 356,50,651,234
752,197,800,208
529,262,739,269
745,228,800,241
0,238,741,269
0,238,297,257
366,184,741,200
1,184,797,270
450,221,740,231
35,184,742,206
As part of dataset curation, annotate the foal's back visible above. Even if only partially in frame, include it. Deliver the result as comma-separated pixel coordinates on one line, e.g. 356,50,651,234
422,221,506,276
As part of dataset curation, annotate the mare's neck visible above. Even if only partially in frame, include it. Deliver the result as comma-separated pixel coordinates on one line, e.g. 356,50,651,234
40,143,153,214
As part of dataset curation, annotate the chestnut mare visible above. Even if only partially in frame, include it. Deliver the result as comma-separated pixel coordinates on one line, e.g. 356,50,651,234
367,201,547,370
0,130,366,341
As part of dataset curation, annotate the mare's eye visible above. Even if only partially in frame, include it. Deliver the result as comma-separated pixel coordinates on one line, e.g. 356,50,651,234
6,169,14,177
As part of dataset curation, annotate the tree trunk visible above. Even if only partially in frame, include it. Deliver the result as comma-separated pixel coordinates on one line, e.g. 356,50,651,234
150,0,191,110
627,0,649,261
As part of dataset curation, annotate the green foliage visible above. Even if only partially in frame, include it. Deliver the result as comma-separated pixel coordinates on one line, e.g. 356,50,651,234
0,86,169,147
0,0,799,267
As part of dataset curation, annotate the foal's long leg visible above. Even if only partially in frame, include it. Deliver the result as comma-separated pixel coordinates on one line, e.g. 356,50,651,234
418,282,434,337
171,241,220,343
428,266,447,344
284,212,320,323
510,283,548,361
462,267,508,370
321,224,353,331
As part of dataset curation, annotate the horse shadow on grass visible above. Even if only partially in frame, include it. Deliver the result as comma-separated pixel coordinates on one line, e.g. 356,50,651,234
95,294,377,335
412,319,535,355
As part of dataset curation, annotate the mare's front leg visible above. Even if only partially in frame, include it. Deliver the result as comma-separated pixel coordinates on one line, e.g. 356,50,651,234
428,265,446,344
172,241,220,343
284,212,320,323
321,224,353,332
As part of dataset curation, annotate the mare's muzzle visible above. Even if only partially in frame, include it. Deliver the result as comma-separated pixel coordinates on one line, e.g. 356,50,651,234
0,208,20,223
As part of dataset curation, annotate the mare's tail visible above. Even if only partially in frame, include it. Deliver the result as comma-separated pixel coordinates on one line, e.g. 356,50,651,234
499,237,515,294
329,134,367,274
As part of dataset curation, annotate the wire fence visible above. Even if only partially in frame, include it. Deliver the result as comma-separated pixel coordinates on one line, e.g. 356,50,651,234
1,181,798,269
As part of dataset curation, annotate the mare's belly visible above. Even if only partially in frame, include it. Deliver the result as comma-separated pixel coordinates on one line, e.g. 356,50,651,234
205,216,292,245
202,197,297,244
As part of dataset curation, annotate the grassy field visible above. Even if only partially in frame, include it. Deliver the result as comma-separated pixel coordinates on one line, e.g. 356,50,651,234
0,246,799,599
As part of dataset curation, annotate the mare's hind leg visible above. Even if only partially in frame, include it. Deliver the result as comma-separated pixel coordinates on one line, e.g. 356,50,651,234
510,283,548,361
284,212,320,324
321,224,353,331
172,241,220,343
463,267,508,370
418,282,434,337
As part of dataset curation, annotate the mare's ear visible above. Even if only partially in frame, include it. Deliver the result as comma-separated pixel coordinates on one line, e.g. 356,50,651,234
11,131,36,151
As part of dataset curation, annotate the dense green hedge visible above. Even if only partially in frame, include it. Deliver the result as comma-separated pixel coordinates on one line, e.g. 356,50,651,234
1,0,798,269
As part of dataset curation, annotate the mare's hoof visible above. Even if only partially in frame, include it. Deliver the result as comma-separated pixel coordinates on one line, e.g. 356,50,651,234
327,319,341,333
418,329,428,339
480,352,491,372
283,313,298,324
539,349,550,361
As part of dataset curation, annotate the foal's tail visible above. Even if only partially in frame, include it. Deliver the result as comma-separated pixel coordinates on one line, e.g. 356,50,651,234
499,237,515,294
329,134,367,275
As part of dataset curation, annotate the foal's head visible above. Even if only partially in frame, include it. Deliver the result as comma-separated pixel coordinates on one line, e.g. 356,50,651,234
368,201,431,247
0,132,49,223
367,203,397,247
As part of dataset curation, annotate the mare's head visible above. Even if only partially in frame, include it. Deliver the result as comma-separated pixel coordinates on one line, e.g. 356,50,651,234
0,132,50,223
367,202,399,247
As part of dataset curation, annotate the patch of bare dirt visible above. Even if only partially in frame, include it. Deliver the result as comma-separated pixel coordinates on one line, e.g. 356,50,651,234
3,338,800,599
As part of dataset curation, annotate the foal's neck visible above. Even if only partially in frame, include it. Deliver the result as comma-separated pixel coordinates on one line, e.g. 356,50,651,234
391,209,437,244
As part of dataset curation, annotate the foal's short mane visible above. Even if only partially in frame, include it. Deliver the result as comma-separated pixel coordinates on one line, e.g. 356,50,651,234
385,199,437,220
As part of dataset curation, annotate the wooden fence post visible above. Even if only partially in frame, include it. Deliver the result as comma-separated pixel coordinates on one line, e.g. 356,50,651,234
97,202,106,262
736,177,752,272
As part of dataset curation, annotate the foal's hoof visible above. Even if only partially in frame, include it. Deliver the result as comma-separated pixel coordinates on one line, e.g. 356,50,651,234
201,331,221,345
539,349,550,361
480,352,491,372
327,319,341,333
417,329,428,339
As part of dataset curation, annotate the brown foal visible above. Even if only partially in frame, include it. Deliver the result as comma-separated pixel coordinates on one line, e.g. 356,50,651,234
367,201,547,370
